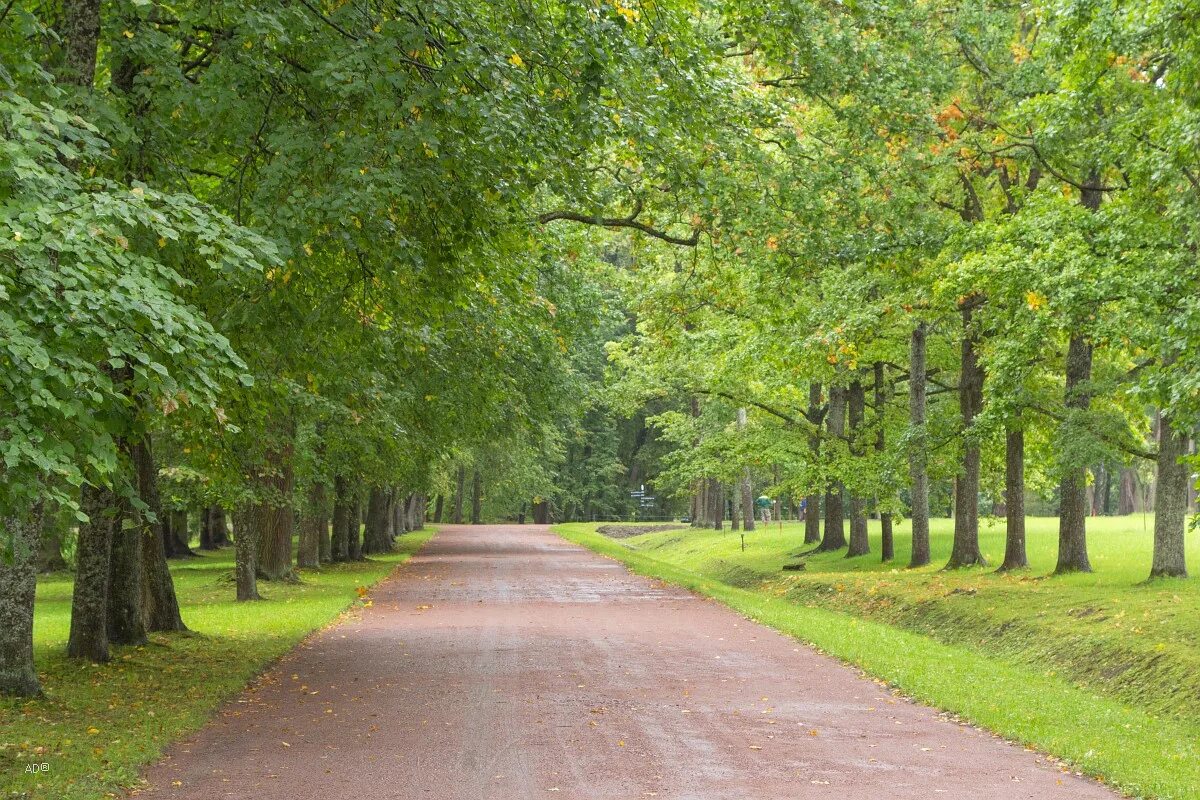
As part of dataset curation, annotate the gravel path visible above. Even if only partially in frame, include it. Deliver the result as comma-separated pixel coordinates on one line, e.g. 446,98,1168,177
138,524,1117,799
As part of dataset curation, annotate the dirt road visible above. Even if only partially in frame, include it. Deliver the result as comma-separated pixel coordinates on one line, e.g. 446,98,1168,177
139,524,1116,799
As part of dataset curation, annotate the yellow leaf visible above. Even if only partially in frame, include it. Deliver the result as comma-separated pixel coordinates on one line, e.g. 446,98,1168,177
508,53,524,67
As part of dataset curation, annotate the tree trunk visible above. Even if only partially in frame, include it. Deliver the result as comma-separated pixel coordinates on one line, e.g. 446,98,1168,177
471,471,483,524
1,502,45,695
1117,468,1137,515
331,476,350,562
433,493,444,523
362,487,391,555
254,435,296,581
297,481,327,569
908,322,931,568
1056,335,1094,574
818,386,847,551
131,438,186,632
874,363,894,561
709,479,723,531
998,424,1028,571
735,407,755,532
36,515,68,573
804,383,822,544
233,509,261,601
347,498,363,561
847,380,869,557
1150,412,1189,578
947,303,986,568
68,483,114,660
452,466,466,524
531,499,550,524
105,474,146,647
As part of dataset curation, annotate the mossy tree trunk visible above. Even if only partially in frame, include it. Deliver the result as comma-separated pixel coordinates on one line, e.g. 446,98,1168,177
452,466,466,524
1150,412,1189,578
1,502,44,696
908,322,931,567
874,363,894,562
132,438,186,632
471,471,483,524
998,424,1028,571
68,482,115,661
948,301,986,568
818,386,847,551
331,476,350,562
846,380,869,557
233,509,261,601
1055,335,1094,574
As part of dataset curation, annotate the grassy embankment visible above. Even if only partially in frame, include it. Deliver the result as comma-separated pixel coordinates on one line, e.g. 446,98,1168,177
556,516,1200,800
1,530,434,800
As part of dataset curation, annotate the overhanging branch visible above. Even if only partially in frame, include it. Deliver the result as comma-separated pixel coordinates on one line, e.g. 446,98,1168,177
536,198,700,247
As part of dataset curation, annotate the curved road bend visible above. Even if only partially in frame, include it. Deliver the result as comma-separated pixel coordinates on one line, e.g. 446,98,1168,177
139,524,1117,800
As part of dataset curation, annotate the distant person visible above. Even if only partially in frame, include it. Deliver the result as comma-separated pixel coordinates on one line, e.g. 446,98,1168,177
755,495,772,525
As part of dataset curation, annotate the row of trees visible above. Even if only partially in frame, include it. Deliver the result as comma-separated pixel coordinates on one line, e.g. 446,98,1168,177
606,0,1199,577
0,0,729,696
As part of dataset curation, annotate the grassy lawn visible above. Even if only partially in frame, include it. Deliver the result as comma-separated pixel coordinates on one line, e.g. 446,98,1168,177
556,516,1200,800
1,530,434,800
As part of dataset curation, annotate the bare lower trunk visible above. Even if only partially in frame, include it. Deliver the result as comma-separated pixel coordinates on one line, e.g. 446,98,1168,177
347,499,363,561
1,502,44,695
68,483,114,660
874,363,894,561
1150,412,1189,578
233,509,261,601
736,408,755,532
908,323,931,568
818,386,847,551
433,494,444,523
255,437,296,581
471,471,483,524
846,380,869,557
709,479,723,531
331,476,350,562
36,519,67,573
948,303,985,568
1056,335,1093,574
998,425,1028,571
452,467,466,524
132,438,186,632
362,487,391,554
297,482,326,568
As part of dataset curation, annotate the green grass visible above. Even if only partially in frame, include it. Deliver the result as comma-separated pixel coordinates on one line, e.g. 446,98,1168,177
556,516,1200,800
1,530,434,800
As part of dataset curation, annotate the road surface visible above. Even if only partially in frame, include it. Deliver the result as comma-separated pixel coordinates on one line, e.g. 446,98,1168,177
139,524,1116,799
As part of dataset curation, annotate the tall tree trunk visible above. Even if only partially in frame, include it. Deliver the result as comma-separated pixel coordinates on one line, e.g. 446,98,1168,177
132,438,186,632
452,466,466,524
36,516,68,573
68,483,114,660
998,424,1028,571
471,471,483,525
210,506,229,547
105,464,145,647
847,380,869,557
908,323,931,568
297,481,327,569
1056,335,1094,574
362,487,391,554
385,489,398,541
165,509,194,557
948,303,986,568
1150,412,1189,578
233,509,261,601
331,476,350,562
735,408,755,532
255,433,295,581
433,493,444,523
804,383,822,544
709,479,723,531
818,386,847,551
1,502,45,696
1117,468,1137,515
347,498,363,561
874,363,894,561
